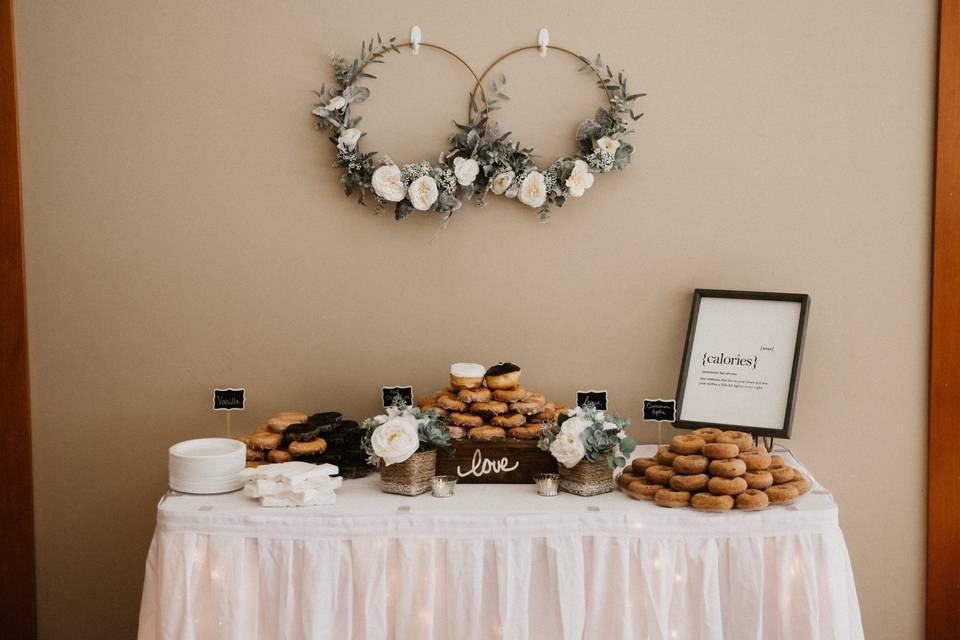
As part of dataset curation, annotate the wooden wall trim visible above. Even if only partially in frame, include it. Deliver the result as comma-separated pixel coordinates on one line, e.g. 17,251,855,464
928,1,960,638
0,0,36,637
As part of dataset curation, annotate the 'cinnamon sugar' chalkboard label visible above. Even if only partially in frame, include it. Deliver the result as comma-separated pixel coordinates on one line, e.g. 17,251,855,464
643,399,676,422
576,390,608,410
213,388,245,411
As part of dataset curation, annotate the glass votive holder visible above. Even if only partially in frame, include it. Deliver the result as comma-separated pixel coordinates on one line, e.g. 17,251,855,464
534,473,560,496
430,475,457,498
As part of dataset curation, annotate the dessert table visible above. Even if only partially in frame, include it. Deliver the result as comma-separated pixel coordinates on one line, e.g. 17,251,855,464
137,446,863,639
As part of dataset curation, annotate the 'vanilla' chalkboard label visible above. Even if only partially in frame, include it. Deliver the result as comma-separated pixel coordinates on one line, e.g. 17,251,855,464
577,390,608,410
382,386,414,408
213,388,245,411
643,399,676,422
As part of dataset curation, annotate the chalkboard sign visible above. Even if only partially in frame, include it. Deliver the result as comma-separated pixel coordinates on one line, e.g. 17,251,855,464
382,386,414,408
576,390,608,410
213,388,245,411
643,399,676,422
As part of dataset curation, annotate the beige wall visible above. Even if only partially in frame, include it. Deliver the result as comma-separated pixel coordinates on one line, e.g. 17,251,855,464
15,1,935,638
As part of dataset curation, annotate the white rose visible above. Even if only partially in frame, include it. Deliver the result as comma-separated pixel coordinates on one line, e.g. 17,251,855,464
565,159,595,197
595,136,620,155
325,96,347,111
453,157,480,186
371,164,406,202
371,415,420,466
603,421,619,432
518,171,547,208
337,128,362,151
550,431,586,469
407,175,439,210
490,171,515,195
560,416,590,437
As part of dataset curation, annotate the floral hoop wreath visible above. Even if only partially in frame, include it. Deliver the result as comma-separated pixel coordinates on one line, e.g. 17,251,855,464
453,46,646,221
312,35,489,222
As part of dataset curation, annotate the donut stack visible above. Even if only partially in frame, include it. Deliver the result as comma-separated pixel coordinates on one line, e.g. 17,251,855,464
417,362,562,441
616,428,812,512
237,411,372,478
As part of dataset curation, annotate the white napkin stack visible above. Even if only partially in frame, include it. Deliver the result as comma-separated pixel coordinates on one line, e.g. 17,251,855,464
239,461,342,507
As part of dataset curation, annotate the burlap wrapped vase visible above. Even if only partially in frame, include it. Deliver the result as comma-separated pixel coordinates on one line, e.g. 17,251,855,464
558,455,615,496
379,449,436,496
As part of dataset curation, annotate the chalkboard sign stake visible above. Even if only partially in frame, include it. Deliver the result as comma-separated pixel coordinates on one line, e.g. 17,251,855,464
213,388,245,437
225,412,231,437
657,422,662,448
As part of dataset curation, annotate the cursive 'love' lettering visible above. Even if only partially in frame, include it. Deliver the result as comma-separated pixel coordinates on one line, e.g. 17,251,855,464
457,448,519,478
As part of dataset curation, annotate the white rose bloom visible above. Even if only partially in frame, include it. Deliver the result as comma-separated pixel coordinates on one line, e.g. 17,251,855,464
505,185,518,198
325,95,347,111
337,128,362,151
490,171,515,195
407,175,439,211
560,416,590,437
518,171,547,208
550,431,586,469
603,421,619,432
595,136,620,155
371,164,406,202
371,415,420,466
453,157,480,186
565,159,595,197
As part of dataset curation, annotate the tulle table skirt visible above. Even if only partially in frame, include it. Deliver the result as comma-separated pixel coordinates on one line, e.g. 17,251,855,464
138,447,862,640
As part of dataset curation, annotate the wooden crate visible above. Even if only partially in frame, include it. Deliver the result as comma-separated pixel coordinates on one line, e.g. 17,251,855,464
436,438,557,484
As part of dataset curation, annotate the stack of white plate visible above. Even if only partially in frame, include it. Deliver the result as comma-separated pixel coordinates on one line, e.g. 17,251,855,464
169,438,246,494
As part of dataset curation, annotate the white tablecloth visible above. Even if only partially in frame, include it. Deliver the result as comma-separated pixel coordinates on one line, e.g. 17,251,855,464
137,446,863,640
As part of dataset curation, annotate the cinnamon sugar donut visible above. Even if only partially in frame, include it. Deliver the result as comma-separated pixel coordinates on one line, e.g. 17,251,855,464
702,442,740,460
457,387,492,404
691,492,734,512
472,401,510,416
644,464,676,486
765,484,799,505
769,465,795,484
670,473,709,492
617,471,639,489
493,387,528,403
738,448,771,470
491,413,526,428
692,427,722,443
627,479,662,499
468,425,506,440
735,489,770,511
436,394,467,412
744,470,774,490
447,411,483,428
670,434,706,455
709,458,747,478
770,454,786,467
631,457,659,475
508,425,542,440
715,431,753,451
654,488,691,508
672,454,709,475
655,447,680,466
781,470,811,495
707,476,748,496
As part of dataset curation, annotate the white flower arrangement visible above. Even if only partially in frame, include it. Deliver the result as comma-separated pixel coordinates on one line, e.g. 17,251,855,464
361,400,450,467
539,404,636,470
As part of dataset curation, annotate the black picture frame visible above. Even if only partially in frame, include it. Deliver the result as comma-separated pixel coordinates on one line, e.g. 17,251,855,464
673,289,810,439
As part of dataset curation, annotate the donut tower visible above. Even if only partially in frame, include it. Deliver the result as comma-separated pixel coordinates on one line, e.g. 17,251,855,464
616,428,812,511
417,362,562,440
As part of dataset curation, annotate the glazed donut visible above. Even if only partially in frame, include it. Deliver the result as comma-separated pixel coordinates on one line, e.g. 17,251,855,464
267,416,306,433
508,425,542,440
715,431,753,451
432,407,448,418
249,432,283,450
655,447,680,466
627,479,662,499
458,387,492,404
707,476,748,496
702,442,740,459
768,465,795,484
491,413,526,428
691,492,734,512
654,488,691,508
528,403,557,423
471,401,510,416
692,427,722,443
617,471,639,489
672,454,709,475
436,394,468,412
738,448,771,470
468,426,506,440
510,397,547,415
253,422,270,434
288,438,327,456
417,396,437,410
670,434,706,455
644,464,676,486
708,458,747,478
765,484,799,505
246,448,265,461
631,457,659,475
445,425,467,439
735,489,770,511
450,362,485,390
670,473,709,492
493,387,528,403
743,470,774,490
770,454,786,467
447,411,484,428
276,412,309,423
484,362,522,390
267,449,292,463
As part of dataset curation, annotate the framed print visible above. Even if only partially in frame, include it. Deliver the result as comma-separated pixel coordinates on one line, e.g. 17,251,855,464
674,289,810,438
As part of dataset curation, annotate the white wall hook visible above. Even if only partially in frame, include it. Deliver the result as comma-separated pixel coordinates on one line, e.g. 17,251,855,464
538,28,549,57
410,25,421,55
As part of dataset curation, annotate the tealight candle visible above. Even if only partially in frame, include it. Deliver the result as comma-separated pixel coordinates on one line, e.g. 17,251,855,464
534,473,560,497
430,475,458,498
